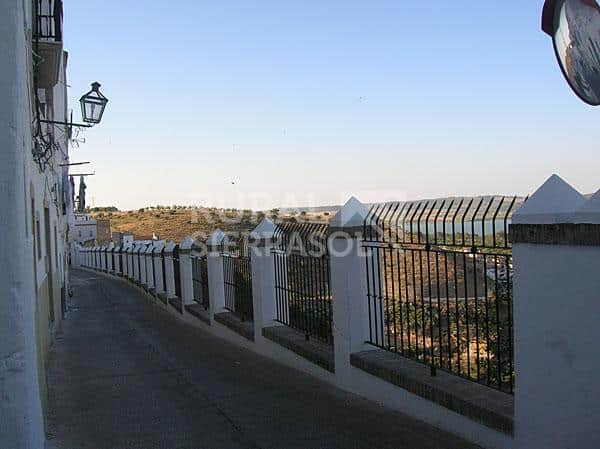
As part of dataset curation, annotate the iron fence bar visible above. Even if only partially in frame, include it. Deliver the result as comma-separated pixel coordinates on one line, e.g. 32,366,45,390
432,200,445,246
504,197,519,248
173,245,181,298
473,253,480,382
506,254,514,392
483,254,490,385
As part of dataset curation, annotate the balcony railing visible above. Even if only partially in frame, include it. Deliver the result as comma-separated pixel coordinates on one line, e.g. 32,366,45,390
34,0,63,42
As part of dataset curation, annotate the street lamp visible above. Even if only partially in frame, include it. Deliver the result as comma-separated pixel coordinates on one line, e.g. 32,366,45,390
542,0,600,106
39,81,109,128
80,82,109,124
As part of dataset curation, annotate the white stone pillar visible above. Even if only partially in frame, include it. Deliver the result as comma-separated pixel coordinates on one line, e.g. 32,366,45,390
105,245,110,273
179,236,195,306
122,245,128,277
164,241,177,299
512,175,600,449
107,243,115,273
133,245,141,282
250,219,280,340
114,246,122,275
329,197,375,386
145,244,155,290
104,247,109,272
207,230,227,320
140,244,148,286
153,242,166,295
128,245,134,279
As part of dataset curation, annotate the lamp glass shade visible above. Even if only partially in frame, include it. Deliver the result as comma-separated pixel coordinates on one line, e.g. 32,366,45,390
80,82,108,124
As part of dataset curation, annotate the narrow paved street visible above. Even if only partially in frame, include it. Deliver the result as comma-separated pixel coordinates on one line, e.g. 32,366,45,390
46,269,479,449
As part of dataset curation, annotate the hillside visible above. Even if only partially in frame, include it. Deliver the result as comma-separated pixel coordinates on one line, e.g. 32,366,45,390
89,206,334,243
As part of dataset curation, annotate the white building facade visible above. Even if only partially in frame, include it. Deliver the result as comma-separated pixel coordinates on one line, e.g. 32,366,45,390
71,213,98,245
1,2,74,448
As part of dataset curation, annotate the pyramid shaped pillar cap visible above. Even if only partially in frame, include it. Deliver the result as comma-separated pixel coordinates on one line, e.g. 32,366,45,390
152,241,165,254
251,218,277,240
180,236,195,250
512,175,586,224
572,190,600,224
207,229,227,249
330,197,369,232
164,241,177,254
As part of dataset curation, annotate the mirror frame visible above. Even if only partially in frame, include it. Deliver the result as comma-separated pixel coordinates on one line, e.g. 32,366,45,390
542,0,600,106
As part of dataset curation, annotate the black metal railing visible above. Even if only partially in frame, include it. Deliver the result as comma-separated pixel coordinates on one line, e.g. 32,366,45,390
34,0,63,42
192,255,210,310
222,235,253,321
173,245,181,298
273,222,332,344
363,196,525,393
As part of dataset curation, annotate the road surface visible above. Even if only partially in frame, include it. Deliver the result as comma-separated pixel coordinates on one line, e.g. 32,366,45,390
45,269,480,449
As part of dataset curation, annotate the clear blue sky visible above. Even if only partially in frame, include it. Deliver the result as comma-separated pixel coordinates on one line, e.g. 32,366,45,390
64,0,600,210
